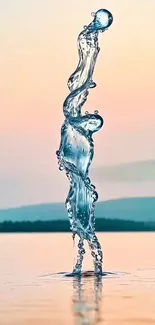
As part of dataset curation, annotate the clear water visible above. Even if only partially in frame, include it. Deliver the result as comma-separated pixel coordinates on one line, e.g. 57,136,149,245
56,9,113,274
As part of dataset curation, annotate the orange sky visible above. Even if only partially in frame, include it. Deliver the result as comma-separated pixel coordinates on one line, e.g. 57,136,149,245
0,0,155,207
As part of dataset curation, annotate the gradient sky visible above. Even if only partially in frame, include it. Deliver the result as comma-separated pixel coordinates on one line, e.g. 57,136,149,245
0,0,155,208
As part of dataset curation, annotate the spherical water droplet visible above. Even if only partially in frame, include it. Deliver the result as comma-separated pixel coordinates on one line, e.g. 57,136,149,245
85,177,90,185
67,173,72,182
59,165,64,171
91,12,95,17
95,9,113,29
66,201,71,209
56,150,61,156
83,25,87,30
89,81,96,88
92,191,98,202
97,255,101,260
94,110,99,114
85,111,89,115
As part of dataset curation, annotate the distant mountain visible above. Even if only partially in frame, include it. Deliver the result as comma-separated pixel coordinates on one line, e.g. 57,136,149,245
0,197,155,222
96,197,155,222
91,160,155,182
0,160,155,208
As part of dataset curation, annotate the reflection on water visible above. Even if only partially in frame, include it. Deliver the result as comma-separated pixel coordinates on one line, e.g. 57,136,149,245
72,274,103,325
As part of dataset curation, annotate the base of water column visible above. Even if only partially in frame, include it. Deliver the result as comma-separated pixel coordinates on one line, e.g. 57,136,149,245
64,270,116,278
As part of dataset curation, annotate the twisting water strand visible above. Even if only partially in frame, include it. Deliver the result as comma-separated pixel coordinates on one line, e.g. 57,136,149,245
56,9,113,274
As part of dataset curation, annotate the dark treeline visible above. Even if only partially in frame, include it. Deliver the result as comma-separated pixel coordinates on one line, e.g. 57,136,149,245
0,219,155,232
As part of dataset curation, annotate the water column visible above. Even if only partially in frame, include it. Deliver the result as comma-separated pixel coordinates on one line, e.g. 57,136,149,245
56,9,113,274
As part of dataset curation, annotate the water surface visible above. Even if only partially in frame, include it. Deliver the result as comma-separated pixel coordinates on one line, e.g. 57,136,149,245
0,232,155,324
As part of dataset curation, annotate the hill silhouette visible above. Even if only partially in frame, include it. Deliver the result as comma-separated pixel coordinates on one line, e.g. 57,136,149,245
0,197,155,223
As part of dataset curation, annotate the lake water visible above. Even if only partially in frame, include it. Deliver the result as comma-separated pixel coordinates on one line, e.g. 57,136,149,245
0,232,155,325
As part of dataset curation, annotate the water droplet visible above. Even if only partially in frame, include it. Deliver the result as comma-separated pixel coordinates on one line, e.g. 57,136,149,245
66,201,71,209
94,110,99,114
85,177,91,185
59,165,64,171
91,12,95,17
92,191,98,202
67,173,72,182
89,81,96,88
56,150,61,156
95,9,113,29
83,25,87,30
85,111,89,115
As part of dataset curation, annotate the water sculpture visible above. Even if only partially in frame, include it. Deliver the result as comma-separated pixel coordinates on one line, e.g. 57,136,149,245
56,9,113,274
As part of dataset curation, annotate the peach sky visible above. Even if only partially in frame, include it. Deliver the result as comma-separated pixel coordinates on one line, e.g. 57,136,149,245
0,0,155,207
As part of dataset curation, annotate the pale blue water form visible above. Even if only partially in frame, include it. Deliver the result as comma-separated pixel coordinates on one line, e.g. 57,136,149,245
56,9,113,274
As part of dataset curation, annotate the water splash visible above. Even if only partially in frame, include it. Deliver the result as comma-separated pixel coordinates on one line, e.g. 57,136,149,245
56,9,113,274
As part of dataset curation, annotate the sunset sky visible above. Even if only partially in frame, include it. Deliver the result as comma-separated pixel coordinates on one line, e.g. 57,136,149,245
0,0,155,208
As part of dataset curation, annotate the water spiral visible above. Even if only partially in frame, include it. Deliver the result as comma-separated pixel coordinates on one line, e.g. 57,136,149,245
56,9,113,274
